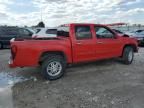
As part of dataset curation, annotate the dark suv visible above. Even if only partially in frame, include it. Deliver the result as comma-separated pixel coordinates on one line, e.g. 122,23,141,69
0,26,33,49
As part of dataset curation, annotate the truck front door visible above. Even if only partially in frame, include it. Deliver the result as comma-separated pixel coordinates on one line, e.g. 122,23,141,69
94,26,122,59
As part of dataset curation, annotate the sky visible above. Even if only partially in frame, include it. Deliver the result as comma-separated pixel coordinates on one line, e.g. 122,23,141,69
0,0,144,27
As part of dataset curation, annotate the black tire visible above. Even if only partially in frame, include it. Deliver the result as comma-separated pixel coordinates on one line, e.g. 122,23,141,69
41,55,66,80
122,46,134,65
0,43,3,49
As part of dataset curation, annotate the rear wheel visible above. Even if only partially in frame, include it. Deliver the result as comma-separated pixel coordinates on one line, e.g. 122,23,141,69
41,55,66,80
122,46,134,65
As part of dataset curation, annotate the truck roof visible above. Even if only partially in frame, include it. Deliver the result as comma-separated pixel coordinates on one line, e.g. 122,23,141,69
60,23,106,27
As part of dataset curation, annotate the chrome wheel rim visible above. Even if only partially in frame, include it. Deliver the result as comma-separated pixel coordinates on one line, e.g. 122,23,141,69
46,61,62,76
128,50,133,62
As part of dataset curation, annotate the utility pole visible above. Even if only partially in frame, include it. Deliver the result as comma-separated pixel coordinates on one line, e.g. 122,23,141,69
40,6,43,21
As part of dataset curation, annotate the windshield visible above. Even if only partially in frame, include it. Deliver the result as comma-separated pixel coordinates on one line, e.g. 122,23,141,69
35,29,41,33
135,30,144,33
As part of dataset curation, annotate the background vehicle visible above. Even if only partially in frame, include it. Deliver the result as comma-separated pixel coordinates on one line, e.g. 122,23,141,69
0,26,33,49
32,27,57,38
112,29,125,35
9,23,138,80
112,29,132,37
32,27,42,33
126,30,144,45
25,28,35,34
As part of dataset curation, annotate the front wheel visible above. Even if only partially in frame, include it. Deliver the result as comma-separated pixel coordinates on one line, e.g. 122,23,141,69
122,46,134,65
41,55,66,80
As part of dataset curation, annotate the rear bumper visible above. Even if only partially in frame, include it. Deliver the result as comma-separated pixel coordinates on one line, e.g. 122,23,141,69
8,56,17,68
8,56,38,68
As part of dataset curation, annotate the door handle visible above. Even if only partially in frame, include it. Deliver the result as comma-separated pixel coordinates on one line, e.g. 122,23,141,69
97,41,103,44
76,42,82,45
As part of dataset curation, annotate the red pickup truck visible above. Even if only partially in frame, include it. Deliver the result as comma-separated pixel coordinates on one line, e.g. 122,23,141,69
9,23,138,80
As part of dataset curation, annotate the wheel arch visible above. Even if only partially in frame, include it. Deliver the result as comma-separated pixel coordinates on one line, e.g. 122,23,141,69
38,51,67,65
121,44,138,56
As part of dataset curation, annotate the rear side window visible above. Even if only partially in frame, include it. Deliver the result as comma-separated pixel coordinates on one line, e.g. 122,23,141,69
46,29,57,34
75,26,92,40
57,26,69,37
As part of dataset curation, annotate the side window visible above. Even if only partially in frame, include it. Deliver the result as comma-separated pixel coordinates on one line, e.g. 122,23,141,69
46,29,57,34
6,28,18,35
136,30,142,33
75,26,92,40
0,28,7,35
23,29,31,36
0,27,18,36
19,29,24,35
19,29,31,36
57,26,69,37
95,26,115,39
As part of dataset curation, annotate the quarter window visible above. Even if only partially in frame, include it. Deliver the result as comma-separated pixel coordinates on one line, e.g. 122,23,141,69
95,26,115,39
75,26,92,40
57,26,69,37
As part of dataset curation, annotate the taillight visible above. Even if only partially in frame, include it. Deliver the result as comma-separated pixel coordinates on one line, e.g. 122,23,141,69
11,45,17,59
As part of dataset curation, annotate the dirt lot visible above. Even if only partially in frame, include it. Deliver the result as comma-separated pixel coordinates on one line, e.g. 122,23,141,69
0,48,144,108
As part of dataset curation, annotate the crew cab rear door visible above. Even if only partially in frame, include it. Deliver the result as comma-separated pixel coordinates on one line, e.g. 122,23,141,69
94,25,122,59
72,24,96,62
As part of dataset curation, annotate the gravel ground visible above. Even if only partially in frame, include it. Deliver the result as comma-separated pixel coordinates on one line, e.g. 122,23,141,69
0,48,144,108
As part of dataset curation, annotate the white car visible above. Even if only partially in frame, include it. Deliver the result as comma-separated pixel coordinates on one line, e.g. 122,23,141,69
32,27,57,38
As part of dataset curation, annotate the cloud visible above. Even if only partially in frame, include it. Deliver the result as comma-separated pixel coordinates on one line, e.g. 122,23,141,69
115,8,144,18
0,0,143,26
0,13,8,18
